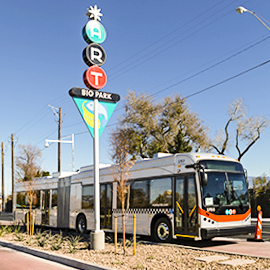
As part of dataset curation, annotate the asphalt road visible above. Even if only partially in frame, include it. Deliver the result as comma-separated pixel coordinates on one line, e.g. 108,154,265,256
240,220,270,241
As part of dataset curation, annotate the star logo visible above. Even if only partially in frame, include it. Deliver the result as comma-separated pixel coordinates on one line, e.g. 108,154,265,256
86,5,103,21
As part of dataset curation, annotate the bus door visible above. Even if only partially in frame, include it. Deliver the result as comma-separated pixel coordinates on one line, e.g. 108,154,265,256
175,175,198,238
41,190,50,225
100,183,112,229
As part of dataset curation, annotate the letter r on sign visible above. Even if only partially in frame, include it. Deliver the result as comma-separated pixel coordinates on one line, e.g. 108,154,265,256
91,47,102,63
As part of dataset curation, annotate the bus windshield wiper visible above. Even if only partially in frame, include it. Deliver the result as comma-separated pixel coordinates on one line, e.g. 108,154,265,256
231,189,243,209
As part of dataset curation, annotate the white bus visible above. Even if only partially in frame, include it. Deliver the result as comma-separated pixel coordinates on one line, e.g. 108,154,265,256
14,152,254,242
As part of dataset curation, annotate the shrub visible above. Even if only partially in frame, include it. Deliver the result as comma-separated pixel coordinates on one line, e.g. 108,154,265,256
65,235,82,254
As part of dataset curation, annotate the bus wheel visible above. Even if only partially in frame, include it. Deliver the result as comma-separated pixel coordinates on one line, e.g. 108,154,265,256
153,217,172,243
76,215,87,234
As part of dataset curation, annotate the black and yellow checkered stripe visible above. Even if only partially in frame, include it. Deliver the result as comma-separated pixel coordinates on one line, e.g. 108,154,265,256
112,208,173,214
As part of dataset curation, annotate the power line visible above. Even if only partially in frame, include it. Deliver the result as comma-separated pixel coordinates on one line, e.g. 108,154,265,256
112,34,270,114
108,0,240,80
151,35,270,97
101,58,270,129
184,59,270,99
107,0,229,73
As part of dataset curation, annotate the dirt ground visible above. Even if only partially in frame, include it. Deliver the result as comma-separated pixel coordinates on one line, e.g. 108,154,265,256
0,230,270,270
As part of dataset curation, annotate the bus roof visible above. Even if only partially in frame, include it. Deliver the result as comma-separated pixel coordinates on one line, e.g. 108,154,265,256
71,152,240,183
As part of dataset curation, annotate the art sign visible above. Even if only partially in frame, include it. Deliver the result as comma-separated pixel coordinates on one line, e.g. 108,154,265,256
69,5,120,139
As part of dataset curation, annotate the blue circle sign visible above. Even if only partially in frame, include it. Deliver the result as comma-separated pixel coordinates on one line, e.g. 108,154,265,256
83,20,106,44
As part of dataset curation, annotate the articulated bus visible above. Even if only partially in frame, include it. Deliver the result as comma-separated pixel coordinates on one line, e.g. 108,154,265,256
14,152,254,242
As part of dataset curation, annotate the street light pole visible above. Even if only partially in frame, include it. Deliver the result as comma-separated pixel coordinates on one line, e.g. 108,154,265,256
45,134,75,172
236,6,270,32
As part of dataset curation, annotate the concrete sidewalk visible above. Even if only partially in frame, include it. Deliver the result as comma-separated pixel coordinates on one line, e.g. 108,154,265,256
205,237,270,258
0,239,115,270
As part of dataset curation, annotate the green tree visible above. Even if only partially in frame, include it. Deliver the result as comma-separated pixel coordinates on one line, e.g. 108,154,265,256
167,129,192,154
115,90,209,159
252,174,268,196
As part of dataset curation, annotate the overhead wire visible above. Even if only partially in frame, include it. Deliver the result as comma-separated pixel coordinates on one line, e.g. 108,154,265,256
90,58,270,132
150,35,270,97
108,0,241,80
107,0,230,73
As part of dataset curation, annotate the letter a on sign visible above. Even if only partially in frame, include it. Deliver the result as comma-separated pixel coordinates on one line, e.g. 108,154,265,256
72,97,117,138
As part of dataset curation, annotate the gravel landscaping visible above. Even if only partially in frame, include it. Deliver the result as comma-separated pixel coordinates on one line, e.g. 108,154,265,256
0,225,270,269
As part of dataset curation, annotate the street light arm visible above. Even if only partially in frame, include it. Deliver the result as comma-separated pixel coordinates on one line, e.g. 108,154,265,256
46,139,73,144
249,12,270,32
44,134,75,172
236,6,270,32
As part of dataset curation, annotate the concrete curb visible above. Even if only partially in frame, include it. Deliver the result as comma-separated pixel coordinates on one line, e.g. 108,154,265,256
0,239,116,270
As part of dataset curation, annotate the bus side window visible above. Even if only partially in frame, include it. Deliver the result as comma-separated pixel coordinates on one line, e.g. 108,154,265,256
149,178,172,207
82,185,94,209
130,180,149,208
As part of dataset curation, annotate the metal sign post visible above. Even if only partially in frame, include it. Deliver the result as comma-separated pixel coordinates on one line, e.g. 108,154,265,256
93,97,101,235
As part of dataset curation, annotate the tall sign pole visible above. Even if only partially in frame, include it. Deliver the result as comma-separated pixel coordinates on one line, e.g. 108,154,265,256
94,97,99,233
11,134,14,212
69,5,120,250
1,142,4,212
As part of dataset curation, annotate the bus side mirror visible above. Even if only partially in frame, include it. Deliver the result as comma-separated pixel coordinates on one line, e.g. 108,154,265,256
200,171,208,186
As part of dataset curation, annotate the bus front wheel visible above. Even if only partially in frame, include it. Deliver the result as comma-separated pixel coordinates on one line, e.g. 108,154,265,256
153,217,172,243
76,214,87,234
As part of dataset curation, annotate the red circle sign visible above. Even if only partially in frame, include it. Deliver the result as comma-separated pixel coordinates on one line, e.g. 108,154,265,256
83,65,107,90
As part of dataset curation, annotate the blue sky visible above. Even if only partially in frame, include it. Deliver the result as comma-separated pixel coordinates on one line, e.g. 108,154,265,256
1,0,270,196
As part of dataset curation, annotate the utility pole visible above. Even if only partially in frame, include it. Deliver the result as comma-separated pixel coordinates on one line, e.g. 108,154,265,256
48,105,62,172
58,107,61,172
11,134,14,212
1,142,4,212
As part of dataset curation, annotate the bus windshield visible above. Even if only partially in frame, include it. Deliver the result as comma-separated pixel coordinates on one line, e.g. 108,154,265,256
202,172,249,207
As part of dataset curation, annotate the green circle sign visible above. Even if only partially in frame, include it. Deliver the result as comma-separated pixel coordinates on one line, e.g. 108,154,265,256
83,20,106,44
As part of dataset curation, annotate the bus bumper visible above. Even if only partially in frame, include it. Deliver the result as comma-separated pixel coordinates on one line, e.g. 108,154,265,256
201,225,255,239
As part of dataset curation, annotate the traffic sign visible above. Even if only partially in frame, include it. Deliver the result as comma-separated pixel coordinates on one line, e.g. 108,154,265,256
69,87,120,103
83,65,107,89
83,43,106,67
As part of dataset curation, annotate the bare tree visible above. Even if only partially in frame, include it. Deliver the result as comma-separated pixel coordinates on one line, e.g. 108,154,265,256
110,129,135,254
16,144,41,235
236,115,269,161
211,98,245,155
211,98,269,161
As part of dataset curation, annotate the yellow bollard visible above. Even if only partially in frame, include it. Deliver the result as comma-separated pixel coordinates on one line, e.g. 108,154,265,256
133,214,136,255
26,211,29,235
114,215,117,253
32,210,35,235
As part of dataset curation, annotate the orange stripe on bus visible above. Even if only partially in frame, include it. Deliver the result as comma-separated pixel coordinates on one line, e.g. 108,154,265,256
198,207,251,222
